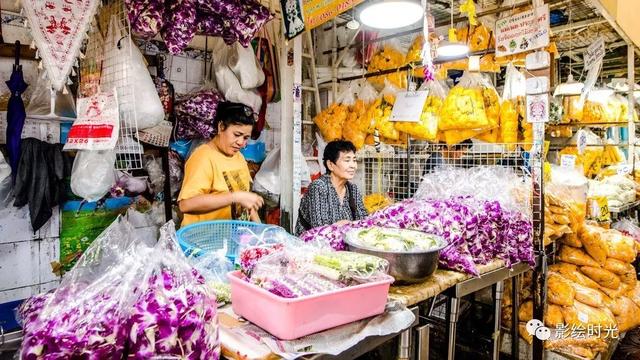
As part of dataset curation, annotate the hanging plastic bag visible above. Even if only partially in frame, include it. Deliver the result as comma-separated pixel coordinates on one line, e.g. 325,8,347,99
314,85,354,142
25,74,76,118
103,16,164,129
19,217,153,359
377,80,401,140
356,81,380,135
229,42,266,89
70,150,116,202
394,80,447,141
253,147,281,204
582,89,619,124
339,82,365,148
64,89,120,151
440,72,491,131
367,40,407,90
211,38,262,113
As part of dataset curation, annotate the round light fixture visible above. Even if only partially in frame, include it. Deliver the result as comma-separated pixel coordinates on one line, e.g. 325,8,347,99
436,41,469,58
358,0,423,29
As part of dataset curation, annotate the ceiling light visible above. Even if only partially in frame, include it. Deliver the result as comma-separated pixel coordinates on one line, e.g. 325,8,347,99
358,0,423,29
436,41,469,58
553,74,584,96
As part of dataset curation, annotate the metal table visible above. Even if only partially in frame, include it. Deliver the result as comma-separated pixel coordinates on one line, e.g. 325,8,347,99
442,262,532,360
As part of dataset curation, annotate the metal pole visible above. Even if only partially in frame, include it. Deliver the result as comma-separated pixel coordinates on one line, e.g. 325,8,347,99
628,43,636,171
331,20,338,101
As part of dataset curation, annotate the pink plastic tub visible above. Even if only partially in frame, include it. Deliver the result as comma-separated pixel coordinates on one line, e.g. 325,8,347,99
227,271,393,340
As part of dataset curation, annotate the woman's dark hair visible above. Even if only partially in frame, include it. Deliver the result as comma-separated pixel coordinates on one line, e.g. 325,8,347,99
323,140,357,173
450,139,473,151
215,101,255,131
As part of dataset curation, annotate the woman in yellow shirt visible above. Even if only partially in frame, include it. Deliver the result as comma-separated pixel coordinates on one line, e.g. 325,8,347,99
178,102,264,226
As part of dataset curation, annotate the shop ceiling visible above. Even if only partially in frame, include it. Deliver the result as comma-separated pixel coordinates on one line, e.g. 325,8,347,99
326,0,640,81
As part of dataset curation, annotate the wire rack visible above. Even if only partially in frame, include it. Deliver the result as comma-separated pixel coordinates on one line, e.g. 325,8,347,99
79,22,104,98
98,0,144,170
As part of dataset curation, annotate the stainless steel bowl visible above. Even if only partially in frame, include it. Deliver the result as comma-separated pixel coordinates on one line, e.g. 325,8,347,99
344,228,448,284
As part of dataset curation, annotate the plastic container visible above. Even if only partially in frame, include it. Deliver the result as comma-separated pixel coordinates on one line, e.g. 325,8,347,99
228,271,393,340
177,220,277,261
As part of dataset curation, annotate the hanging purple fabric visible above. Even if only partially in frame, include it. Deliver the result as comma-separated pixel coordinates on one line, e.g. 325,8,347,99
6,50,28,181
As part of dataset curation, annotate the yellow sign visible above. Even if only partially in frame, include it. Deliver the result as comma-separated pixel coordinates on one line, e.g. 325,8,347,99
302,0,364,30
587,196,610,223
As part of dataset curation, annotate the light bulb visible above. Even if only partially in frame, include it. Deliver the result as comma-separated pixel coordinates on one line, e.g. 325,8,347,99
359,1,423,29
436,41,469,58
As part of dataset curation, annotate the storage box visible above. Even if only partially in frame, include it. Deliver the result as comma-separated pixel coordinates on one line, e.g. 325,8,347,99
228,271,393,340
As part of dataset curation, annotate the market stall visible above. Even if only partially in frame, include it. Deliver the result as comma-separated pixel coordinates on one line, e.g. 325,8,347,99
1,0,640,359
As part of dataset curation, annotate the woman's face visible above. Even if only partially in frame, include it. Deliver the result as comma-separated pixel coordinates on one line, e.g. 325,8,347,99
328,151,357,180
216,123,253,156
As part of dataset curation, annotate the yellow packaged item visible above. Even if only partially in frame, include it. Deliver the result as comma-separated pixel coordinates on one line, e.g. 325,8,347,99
343,101,367,150
579,224,608,266
394,80,447,141
406,35,425,77
558,246,601,267
367,44,407,90
364,193,393,213
604,258,635,275
439,72,491,131
548,273,576,306
518,300,533,322
602,230,637,263
356,81,380,135
361,99,382,134
468,24,492,52
561,233,583,248
546,304,564,327
550,263,601,290
611,296,640,333
314,103,348,142
571,281,606,308
563,96,583,123
581,266,620,289
562,300,616,328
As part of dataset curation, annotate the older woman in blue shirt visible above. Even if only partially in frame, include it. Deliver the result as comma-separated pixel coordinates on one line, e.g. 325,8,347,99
296,140,367,235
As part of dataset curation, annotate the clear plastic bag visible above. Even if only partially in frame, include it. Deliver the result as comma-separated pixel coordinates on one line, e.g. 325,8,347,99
415,166,532,215
582,89,620,124
103,16,164,129
613,218,640,243
70,150,116,202
0,154,11,208
394,80,447,141
440,72,492,131
228,42,265,89
211,38,262,113
342,81,367,149
19,217,152,359
377,80,401,140
127,221,220,359
249,245,389,298
367,40,407,90
189,250,234,304
25,74,76,118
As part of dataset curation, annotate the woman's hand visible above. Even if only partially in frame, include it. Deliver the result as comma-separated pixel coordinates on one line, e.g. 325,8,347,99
233,192,264,211
335,220,351,226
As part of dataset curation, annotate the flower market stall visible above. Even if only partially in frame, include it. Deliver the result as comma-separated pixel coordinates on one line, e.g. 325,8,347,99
2,0,640,359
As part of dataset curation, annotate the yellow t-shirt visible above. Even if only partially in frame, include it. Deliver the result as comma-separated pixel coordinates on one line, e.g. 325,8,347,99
178,144,252,226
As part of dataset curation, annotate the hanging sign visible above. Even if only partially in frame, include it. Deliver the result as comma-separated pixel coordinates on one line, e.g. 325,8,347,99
390,91,429,122
495,5,550,57
22,0,100,91
584,37,605,71
560,154,577,169
526,94,549,123
281,0,365,39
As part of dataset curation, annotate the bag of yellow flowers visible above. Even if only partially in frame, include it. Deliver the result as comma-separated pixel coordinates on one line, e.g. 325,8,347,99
313,84,352,142
341,82,367,149
367,40,407,90
440,72,493,132
375,80,402,140
394,79,448,142
356,81,380,135
497,64,526,149
582,89,621,124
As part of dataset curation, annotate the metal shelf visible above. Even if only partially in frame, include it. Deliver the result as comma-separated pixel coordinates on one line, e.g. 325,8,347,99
610,200,640,214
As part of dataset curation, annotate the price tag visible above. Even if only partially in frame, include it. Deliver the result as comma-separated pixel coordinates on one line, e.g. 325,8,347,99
560,154,576,169
617,164,631,175
577,130,587,155
390,91,429,123
588,196,611,222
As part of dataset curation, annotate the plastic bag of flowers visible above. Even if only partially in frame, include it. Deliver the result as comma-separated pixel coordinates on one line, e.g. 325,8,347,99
248,243,389,298
18,217,155,360
127,221,220,359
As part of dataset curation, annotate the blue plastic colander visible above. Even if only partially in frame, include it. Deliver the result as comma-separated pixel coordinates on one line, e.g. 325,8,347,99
176,220,278,261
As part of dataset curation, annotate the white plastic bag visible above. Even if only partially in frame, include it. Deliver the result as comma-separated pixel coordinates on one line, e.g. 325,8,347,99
103,16,164,129
64,89,120,151
0,154,12,208
229,43,265,89
26,74,76,118
211,38,262,113
70,150,116,202
254,147,280,196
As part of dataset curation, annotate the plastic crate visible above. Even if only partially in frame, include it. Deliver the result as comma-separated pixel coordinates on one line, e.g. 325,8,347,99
228,271,393,340
176,220,277,260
